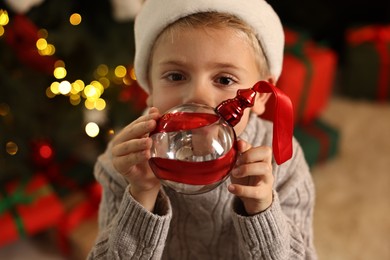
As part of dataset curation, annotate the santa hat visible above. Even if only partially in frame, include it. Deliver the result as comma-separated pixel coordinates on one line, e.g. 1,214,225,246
134,0,284,93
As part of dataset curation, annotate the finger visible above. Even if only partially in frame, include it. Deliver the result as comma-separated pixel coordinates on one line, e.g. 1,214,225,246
228,182,269,199
148,106,160,115
112,137,152,157
114,113,159,144
231,161,272,179
237,145,273,165
112,149,151,174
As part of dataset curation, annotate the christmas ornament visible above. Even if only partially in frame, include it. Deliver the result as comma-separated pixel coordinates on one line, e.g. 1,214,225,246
149,81,293,194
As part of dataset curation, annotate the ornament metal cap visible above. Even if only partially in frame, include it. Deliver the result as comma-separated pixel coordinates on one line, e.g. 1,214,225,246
216,81,293,165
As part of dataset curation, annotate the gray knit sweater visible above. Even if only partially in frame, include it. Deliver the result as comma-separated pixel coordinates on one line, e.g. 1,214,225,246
88,113,317,260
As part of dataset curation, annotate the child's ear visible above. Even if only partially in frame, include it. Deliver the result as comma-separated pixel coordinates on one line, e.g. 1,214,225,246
251,93,271,115
250,77,275,115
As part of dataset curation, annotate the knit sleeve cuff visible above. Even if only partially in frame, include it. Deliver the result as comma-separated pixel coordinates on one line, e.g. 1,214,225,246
232,192,290,258
112,186,172,251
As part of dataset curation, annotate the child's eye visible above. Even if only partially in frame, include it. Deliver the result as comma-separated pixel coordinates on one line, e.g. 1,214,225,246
167,73,185,81
216,76,236,86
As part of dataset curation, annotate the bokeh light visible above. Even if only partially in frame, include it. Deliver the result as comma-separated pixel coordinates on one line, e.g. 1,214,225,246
54,67,67,79
39,144,53,159
59,81,72,95
114,65,127,78
0,10,9,26
69,13,82,26
6,141,18,155
85,122,100,138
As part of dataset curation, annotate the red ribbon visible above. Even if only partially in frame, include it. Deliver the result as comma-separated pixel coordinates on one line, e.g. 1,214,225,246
347,25,390,101
252,81,293,165
149,146,237,185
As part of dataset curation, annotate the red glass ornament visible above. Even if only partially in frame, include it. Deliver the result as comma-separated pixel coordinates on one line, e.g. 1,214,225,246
149,81,293,194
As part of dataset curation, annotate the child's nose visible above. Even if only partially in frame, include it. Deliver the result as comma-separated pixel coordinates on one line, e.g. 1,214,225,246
183,81,213,106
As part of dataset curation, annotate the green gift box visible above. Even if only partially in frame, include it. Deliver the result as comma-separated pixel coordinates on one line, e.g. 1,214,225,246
294,119,340,167
342,25,390,101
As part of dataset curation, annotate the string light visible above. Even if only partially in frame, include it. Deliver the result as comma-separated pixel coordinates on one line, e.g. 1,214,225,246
46,87,56,98
85,122,100,138
114,65,127,78
94,98,106,111
96,64,109,77
39,144,53,159
6,141,18,155
38,29,48,38
1,10,142,142
0,9,9,26
54,66,67,79
36,29,55,56
0,9,9,37
50,82,60,95
36,38,48,51
69,94,81,106
129,67,137,80
69,13,82,26
59,81,72,95
108,129,115,136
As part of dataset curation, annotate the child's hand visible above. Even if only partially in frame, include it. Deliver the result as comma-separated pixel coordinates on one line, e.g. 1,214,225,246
228,139,274,215
111,107,161,211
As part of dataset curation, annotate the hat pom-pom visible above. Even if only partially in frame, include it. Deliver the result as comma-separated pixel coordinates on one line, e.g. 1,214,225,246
111,0,144,21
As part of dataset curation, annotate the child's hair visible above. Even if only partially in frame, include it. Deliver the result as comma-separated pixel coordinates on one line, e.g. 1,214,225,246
150,12,271,81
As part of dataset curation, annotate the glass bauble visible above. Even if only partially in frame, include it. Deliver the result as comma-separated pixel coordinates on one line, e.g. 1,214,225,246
148,81,294,195
149,103,238,194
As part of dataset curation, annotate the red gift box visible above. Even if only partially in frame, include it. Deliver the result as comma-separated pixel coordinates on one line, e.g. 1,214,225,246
0,174,64,247
56,181,102,256
264,29,337,124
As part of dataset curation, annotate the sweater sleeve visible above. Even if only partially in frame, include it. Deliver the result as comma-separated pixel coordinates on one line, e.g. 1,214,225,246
231,138,317,260
87,146,172,260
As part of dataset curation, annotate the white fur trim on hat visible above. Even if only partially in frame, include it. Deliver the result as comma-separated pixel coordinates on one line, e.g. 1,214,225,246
134,0,284,93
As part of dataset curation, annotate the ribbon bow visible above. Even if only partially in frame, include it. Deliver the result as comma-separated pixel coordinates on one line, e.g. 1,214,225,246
347,25,390,44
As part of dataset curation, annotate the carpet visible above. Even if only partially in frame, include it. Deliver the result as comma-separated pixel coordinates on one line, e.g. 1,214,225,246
312,96,390,260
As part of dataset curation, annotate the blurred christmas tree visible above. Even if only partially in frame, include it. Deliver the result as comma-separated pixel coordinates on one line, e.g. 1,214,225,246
0,0,147,192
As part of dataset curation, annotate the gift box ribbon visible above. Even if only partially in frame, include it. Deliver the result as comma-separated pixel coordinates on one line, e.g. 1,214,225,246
347,25,390,101
284,31,314,122
0,178,52,238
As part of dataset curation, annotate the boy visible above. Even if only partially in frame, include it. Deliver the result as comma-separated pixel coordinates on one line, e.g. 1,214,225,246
88,0,316,259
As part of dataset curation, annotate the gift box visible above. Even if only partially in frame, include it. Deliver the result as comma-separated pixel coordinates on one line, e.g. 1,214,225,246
0,174,64,247
294,119,340,167
342,25,390,101
264,29,338,124
42,157,96,197
55,181,101,258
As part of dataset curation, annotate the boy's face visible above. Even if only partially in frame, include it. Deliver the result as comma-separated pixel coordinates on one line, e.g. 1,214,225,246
149,26,264,135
